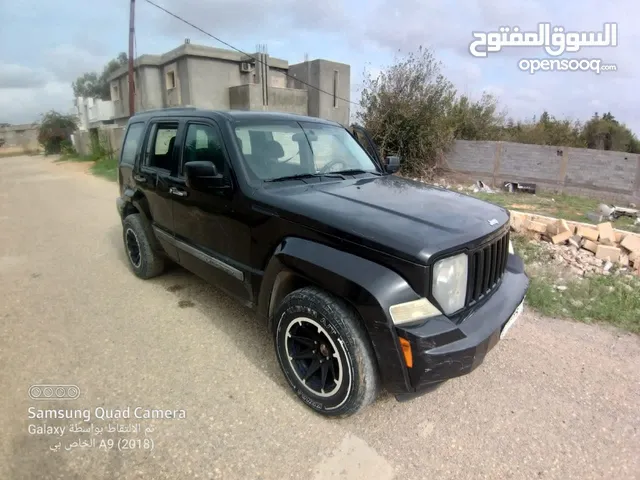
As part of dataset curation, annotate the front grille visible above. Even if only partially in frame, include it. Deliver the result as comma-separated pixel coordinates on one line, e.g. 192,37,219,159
465,231,510,307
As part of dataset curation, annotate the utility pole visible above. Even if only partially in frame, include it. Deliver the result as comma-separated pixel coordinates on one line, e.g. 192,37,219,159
128,0,136,117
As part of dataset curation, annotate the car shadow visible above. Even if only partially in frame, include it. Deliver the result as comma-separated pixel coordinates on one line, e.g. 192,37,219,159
107,224,289,391
107,224,399,410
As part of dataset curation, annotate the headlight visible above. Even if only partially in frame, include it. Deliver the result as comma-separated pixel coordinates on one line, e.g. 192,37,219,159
432,253,468,315
509,239,514,255
389,298,441,325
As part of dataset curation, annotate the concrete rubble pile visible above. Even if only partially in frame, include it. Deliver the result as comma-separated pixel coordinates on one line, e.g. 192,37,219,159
510,211,640,277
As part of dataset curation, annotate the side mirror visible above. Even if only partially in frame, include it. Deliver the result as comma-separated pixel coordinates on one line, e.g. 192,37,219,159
184,161,225,190
384,156,401,174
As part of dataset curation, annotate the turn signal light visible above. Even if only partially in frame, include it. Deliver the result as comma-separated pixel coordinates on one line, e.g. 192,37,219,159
399,337,413,368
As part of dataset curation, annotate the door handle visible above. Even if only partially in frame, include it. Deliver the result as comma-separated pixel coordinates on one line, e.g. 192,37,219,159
169,187,188,197
133,174,147,183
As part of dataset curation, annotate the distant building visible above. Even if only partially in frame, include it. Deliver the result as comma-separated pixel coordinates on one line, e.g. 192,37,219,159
74,96,116,131
0,124,39,151
106,41,351,125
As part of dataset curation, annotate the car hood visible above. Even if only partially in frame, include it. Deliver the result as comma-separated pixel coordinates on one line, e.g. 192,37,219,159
259,175,510,264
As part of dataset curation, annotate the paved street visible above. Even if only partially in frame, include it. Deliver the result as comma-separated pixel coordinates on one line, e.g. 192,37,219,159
1,154,639,480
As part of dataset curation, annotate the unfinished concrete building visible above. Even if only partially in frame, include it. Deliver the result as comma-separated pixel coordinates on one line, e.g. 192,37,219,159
107,42,350,125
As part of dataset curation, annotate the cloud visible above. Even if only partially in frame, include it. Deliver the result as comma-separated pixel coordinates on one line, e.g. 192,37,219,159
43,45,110,83
141,0,350,42
356,0,640,132
0,81,73,124
0,64,50,89
1,0,637,134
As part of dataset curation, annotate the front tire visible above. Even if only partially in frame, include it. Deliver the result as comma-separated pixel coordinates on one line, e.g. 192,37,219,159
273,286,379,417
122,214,165,279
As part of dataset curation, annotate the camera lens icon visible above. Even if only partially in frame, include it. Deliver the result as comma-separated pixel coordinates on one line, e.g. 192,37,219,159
29,385,80,400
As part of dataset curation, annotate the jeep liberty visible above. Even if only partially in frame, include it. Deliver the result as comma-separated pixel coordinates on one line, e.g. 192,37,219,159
116,108,529,417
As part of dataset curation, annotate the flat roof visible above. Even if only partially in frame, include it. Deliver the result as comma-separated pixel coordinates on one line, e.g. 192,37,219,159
107,43,289,82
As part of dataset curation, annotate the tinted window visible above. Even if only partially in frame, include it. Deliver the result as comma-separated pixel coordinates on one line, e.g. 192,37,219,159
183,123,226,175
145,123,178,171
120,123,144,165
233,121,378,180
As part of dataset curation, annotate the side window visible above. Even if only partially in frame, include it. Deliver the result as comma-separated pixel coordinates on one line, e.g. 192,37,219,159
182,123,226,175
120,123,144,165
144,122,179,171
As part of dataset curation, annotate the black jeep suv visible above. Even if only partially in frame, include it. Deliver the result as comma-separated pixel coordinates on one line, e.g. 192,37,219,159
116,108,529,417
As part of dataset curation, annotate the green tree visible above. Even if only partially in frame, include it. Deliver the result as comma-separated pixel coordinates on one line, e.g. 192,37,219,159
37,110,77,154
72,52,128,100
358,46,457,176
448,93,505,141
582,112,640,153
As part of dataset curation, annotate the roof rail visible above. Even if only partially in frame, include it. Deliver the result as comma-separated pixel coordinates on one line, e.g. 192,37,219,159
137,106,198,114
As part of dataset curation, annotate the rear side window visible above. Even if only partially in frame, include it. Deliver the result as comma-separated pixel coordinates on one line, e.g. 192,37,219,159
144,122,179,171
120,123,144,165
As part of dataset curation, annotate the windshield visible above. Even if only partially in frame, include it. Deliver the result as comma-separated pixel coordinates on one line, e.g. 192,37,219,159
234,120,379,181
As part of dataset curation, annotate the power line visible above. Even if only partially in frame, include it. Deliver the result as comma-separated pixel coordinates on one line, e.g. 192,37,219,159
142,0,361,107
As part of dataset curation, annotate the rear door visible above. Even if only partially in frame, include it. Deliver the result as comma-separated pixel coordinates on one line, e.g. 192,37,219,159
134,119,182,258
118,122,145,195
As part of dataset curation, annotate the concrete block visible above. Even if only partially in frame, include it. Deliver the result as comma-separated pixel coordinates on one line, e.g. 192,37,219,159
510,213,527,232
546,223,559,236
597,222,616,245
620,254,629,267
568,235,583,248
596,245,621,262
528,221,548,234
621,234,640,253
551,230,573,245
557,220,574,234
577,226,599,242
582,240,598,253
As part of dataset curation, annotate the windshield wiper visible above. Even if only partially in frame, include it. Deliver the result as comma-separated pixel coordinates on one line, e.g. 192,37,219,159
331,169,381,176
264,173,344,183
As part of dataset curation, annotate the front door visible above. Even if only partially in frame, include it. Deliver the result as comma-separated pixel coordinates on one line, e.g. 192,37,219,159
168,119,251,303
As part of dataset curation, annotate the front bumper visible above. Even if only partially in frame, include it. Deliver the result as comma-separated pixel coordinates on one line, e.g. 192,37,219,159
395,254,529,399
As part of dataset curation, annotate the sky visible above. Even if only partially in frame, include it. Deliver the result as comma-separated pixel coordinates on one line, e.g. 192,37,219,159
0,0,637,132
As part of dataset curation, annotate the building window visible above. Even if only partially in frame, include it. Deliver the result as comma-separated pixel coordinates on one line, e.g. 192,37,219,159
333,70,339,108
111,83,120,101
166,70,176,90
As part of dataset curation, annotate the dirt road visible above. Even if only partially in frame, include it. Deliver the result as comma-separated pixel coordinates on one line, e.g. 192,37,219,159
1,155,638,480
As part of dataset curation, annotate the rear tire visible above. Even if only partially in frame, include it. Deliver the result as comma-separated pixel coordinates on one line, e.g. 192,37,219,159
273,286,379,417
122,214,165,279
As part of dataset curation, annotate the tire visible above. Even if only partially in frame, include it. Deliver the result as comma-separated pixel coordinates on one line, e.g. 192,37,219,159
273,286,379,417
122,214,165,279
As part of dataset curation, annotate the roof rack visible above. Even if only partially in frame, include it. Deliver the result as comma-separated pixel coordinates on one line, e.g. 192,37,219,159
137,106,198,114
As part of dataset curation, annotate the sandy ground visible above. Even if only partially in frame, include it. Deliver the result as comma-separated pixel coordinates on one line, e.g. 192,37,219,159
1,154,639,480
